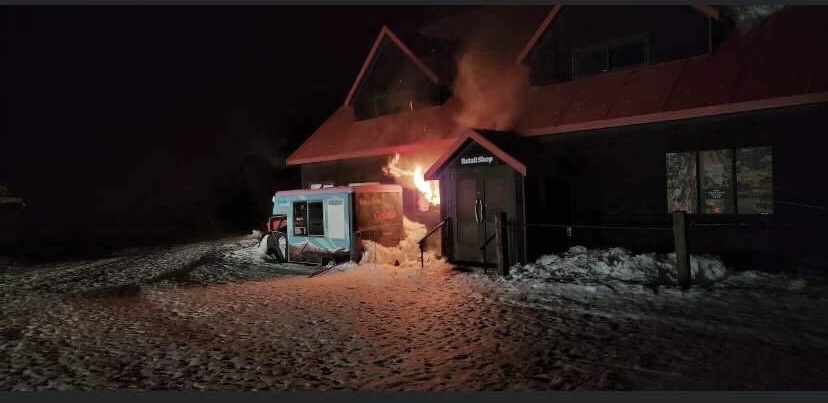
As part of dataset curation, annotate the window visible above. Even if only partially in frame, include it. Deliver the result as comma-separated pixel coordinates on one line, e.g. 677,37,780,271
307,201,325,236
573,47,608,77
573,34,649,79
665,147,773,214
293,202,308,236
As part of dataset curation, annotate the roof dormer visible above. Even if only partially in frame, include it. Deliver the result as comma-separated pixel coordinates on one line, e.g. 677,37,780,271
519,5,724,87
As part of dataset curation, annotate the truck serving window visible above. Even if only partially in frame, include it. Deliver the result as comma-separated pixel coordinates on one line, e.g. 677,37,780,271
293,202,308,236
307,201,325,236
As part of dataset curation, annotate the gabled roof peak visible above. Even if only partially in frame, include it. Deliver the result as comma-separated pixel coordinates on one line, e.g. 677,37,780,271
344,25,440,107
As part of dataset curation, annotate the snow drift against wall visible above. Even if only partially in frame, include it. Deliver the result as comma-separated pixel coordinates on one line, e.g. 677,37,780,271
359,217,429,265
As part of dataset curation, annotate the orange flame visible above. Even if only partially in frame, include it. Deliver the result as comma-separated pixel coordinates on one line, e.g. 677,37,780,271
383,153,440,206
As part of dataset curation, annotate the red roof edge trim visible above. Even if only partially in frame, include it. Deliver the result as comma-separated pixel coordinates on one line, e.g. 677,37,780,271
275,184,402,197
424,130,528,180
515,5,562,65
344,26,440,107
423,136,468,180
520,91,828,137
286,138,458,166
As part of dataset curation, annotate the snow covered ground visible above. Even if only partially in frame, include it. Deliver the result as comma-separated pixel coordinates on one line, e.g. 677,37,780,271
1,228,827,390
460,247,828,352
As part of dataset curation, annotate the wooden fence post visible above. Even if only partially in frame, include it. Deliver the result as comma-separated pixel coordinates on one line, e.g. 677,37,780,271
672,211,691,289
495,212,510,276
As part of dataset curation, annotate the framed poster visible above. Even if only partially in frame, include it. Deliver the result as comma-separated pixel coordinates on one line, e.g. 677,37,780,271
700,149,734,214
736,147,773,214
666,152,698,213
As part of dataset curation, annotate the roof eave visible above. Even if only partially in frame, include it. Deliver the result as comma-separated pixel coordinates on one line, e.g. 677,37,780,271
286,138,459,166
519,92,828,137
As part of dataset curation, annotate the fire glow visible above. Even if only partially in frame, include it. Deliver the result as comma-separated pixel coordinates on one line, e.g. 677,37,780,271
383,153,440,206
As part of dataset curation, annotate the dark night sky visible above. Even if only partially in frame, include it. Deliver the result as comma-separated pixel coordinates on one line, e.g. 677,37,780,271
0,6,470,255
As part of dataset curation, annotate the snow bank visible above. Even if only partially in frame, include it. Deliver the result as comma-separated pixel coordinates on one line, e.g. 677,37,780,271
219,237,273,264
509,246,728,285
256,236,270,257
718,269,819,293
359,218,428,265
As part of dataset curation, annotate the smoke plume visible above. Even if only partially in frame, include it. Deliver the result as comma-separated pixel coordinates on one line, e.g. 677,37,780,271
451,42,528,131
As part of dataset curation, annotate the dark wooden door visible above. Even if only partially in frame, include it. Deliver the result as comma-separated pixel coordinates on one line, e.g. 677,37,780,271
481,167,515,263
450,166,517,264
454,171,481,262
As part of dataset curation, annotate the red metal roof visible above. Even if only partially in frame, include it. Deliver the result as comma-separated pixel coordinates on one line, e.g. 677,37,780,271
662,28,759,111
521,92,828,137
286,99,463,166
557,69,632,125
290,6,828,166
729,6,824,102
517,5,828,134
606,59,686,119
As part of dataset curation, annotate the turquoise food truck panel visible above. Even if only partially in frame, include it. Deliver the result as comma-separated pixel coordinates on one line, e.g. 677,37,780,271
272,184,403,265
274,189,353,264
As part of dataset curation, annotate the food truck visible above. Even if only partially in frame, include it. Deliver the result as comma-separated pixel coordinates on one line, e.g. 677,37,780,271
262,184,403,265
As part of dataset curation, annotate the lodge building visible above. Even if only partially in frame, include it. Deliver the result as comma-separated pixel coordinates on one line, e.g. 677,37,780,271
286,5,828,271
